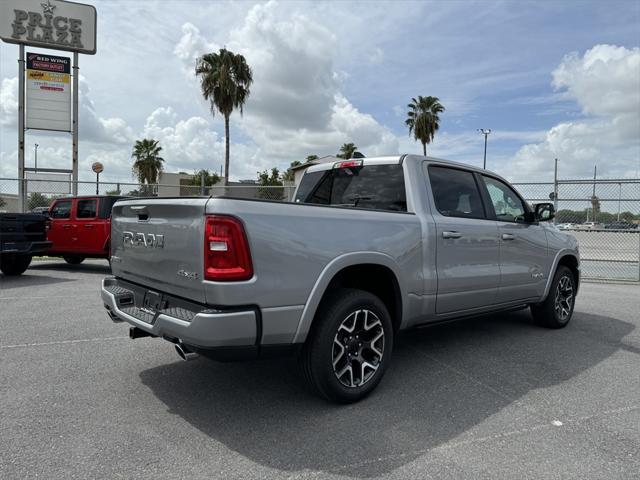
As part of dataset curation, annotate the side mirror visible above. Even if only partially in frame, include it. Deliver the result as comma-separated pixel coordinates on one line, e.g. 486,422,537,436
534,202,555,222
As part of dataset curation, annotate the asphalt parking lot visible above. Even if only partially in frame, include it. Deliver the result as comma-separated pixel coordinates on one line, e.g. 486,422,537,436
1,260,639,479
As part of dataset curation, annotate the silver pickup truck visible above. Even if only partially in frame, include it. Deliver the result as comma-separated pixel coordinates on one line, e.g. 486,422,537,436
102,155,579,403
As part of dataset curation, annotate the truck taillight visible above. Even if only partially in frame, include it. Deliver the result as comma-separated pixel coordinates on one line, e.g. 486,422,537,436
204,215,253,281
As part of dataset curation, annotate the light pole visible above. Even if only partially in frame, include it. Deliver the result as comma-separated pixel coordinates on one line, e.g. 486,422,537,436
478,129,491,169
34,143,39,171
617,182,622,222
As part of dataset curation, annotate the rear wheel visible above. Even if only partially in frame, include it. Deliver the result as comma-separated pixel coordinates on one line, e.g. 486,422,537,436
0,254,32,276
63,256,85,265
301,288,393,403
530,265,576,328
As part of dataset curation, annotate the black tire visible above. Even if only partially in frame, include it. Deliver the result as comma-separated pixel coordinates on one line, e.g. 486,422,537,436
301,288,393,403
63,256,85,265
0,254,32,276
530,265,576,329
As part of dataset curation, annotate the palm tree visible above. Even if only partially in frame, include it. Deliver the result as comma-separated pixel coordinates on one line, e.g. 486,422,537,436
337,143,357,159
131,139,165,187
405,96,445,156
195,48,253,184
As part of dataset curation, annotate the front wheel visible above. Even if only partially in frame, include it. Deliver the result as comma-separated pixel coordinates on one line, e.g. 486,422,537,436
63,256,85,265
530,265,576,328
301,288,393,403
0,254,32,276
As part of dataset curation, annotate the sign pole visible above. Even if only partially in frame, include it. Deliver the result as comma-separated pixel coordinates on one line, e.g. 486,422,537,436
96,172,99,195
18,44,25,212
72,51,79,196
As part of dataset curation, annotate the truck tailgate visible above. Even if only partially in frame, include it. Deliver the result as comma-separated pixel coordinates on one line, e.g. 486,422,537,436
110,198,208,303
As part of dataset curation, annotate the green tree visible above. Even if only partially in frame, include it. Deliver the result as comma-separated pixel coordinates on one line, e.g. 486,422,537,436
337,143,357,159
257,167,284,200
0,196,6,209
282,161,301,182
405,96,445,156
28,192,51,210
131,139,165,195
305,155,319,162
195,48,253,185
105,189,121,196
190,169,220,187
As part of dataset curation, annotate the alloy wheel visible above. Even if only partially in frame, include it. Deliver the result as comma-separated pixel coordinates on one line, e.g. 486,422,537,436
332,309,385,388
554,275,574,321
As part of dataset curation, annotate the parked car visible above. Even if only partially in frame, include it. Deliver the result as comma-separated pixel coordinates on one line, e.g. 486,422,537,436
0,213,52,275
556,223,574,231
576,222,603,231
47,196,126,264
102,155,580,403
30,206,51,215
604,222,638,230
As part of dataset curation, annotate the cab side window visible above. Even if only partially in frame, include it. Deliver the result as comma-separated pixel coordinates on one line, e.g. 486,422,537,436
428,166,485,219
482,176,526,223
76,199,97,218
50,200,72,219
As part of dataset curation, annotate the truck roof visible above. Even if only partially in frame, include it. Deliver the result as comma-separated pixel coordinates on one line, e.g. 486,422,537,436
305,154,492,175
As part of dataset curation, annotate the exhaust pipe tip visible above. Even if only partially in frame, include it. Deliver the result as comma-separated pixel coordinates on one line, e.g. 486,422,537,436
175,343,198,361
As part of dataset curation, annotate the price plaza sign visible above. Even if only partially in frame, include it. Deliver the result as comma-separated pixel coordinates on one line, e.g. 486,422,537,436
0,0,96,54
0,0,97,210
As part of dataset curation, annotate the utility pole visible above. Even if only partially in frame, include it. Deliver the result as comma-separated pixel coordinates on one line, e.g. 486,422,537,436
34,143,39,171
478,129,491,169
18,44,25,212
553,158,558,222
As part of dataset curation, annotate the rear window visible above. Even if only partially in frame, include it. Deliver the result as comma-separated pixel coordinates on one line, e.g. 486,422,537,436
50,200,72,219
76,199,97,218
294,164,407,212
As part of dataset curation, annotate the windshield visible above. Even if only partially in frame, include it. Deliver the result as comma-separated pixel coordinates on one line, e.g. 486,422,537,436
294,164,407,212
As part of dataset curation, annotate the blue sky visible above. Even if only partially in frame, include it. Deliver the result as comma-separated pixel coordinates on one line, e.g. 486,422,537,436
1,0,639,183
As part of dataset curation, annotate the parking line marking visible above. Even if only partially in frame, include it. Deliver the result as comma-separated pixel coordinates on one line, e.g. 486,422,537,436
1,336,128,349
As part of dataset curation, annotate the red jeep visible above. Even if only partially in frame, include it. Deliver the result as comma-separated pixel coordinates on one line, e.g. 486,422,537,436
47,196,125,265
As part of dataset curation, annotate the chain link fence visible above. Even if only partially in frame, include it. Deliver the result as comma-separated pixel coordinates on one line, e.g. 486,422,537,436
513,179,640,282
0,177,296,211
1,176,638,282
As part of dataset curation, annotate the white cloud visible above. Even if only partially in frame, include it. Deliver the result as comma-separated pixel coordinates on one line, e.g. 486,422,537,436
173,22,220,80
174,1,399,172
0,77,18,127
513,45,640,179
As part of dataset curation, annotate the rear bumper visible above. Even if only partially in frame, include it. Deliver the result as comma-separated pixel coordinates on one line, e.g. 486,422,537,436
1,240,52,255
101,276,257,349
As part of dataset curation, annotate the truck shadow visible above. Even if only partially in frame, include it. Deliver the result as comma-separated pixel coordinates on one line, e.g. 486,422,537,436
0,273,74,290
139,310,634,478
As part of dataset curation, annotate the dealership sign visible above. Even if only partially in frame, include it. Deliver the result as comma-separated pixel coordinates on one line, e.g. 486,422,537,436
0,0,97,54
26,52,71,131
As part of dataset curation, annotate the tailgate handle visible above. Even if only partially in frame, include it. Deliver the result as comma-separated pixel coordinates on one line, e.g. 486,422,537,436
130,205,149,221
442,231,462,239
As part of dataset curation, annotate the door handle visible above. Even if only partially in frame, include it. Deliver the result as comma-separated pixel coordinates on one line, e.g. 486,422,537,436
502,233,515,241
84,224,94,228
442,231,462,239
62,224,72,229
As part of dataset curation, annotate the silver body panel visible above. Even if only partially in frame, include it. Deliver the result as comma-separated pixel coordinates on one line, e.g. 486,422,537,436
104,155,579,348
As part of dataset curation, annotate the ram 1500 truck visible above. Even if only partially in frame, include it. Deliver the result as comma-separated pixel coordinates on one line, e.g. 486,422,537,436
0,213,52,276
102,155,580,403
